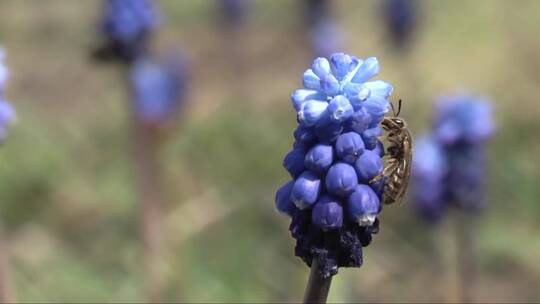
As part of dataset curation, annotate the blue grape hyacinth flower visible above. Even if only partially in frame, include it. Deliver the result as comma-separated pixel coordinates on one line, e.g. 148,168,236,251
0,100,15,143
0,49,8,94
411,94,495,223
382,0,419,50
433,94,495,146
276,53,393,278
411,135,448,223
130,52,189,127
218,0,249,28
0,48,16,143
303,0,331,28
433,94,495,211
95,0,160,62
312,195,343,230
308,19,344,58
294,54,392,128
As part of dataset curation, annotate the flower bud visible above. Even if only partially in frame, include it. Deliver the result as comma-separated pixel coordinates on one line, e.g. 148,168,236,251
275,180,298,217
311,57,331,78
304,144,334,175
291,171,322,209
351,57,380,83
283,148,306,178
347,185,380,226
327,95,354,123
320,73,340,96
361,126,382,150
298,100,328,127
329,53,356,79
312,196,343,230
354,150,384,183
325,163,359,197
303,69,321,90
335,132,365,163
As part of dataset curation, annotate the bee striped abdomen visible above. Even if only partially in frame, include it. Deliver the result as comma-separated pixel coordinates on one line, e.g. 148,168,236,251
373,116,413,205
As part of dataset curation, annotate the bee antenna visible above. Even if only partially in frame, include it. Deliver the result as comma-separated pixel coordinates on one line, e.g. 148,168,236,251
390,99,402,117
396,99,402,116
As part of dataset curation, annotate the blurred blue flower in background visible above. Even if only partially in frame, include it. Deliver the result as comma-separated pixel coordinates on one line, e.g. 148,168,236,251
303,0,330,28
411,135,447,223
218,0,249,28
381,0,419,50
276,53,393,277
308,19,344,58
95,0,160,63
434,94,495,145
130,52,189,127
0,49,8,93
0,47,16,143
411,94,495,222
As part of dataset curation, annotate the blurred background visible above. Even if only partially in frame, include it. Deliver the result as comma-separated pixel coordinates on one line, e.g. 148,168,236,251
0,0,539,302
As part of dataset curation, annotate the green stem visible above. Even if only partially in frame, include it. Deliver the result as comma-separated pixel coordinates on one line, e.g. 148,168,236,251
303,258,332,304
455,212,476,303
133,125,164,303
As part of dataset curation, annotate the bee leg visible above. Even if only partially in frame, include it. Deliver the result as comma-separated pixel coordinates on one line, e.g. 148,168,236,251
370,160,399,183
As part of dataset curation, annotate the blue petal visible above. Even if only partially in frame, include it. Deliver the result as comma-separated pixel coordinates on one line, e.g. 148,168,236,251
363,95,390,116
275,180,298,217
343,83,371,100
320,73,340,96
371,140,385,157
364,80,393,99
354,150,384,183
311,57,331,78
341,56,363,84
329,52,356,79
314,116,344,143
303,69,321,90
283,148,306,178
343,83,371,109
327,95,354,122
325,163,359,197
291,89,326,111
304,144,334,175
335,132,365,163
291,171,321,209
347,184,380,226
361,126,383,150
298,100,328,126
293,125,317,147
312,196,343,230
351,57,380,83
345,108,372,133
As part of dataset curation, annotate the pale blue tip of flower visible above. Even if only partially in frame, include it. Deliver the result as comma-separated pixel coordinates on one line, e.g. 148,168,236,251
363,95,390,116
298,100,328,126
327,95,353,122
311,57,331,78
329,52,359,79
303,69,321,90
351,57,380,84
320,73,340,96
291,89,325,112
364,80,393,99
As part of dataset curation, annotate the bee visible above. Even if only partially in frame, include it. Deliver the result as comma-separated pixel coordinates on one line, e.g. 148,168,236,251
370,100,413,205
